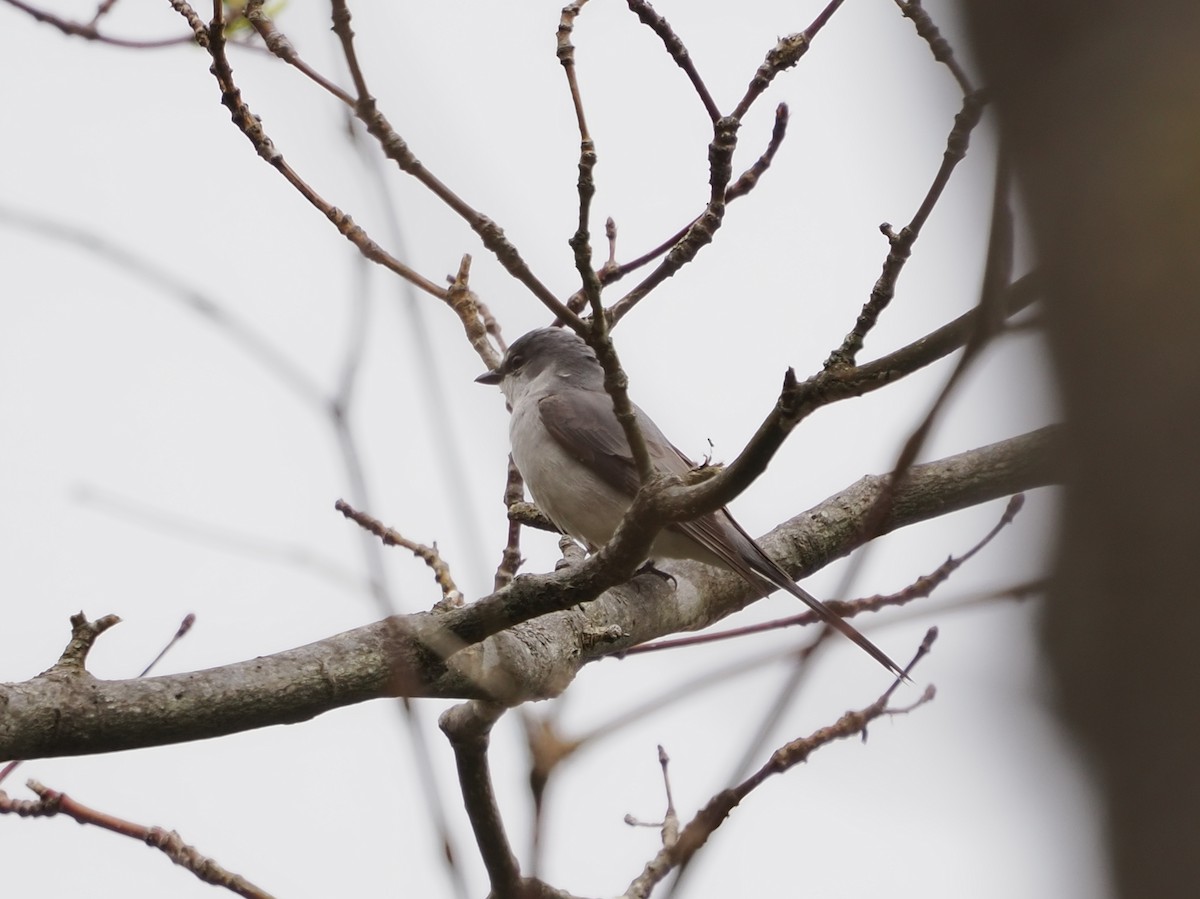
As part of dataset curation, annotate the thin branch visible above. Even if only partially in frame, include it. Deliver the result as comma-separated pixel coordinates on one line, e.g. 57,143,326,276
139,613,198,678
0,612,194,787
335,500,464,608
607,2,850,322
625,632,937,898
327,0,581,328
631,272,1038,530
604,112,737,320
0,780,276,899
894,0,976,94
54,611,122,672
558,0,605,324
445,254,501,370
4,0,195,47
825,89,988,368
607,1,844,324
600,102,789,322
732,0,845,120
506,501,561,534
726,494,1024,785
161,3,449,300
553,4,655,483
627,493,1024,656
557,2,596,145
624,0,721,122
1,429,1057,760
87,0,121,28
726,103,790,201
243,0,355,104
494,458,527,591
830,149,1015,600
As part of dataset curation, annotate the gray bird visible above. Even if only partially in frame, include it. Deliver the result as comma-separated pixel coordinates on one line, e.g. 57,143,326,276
476,326,903,678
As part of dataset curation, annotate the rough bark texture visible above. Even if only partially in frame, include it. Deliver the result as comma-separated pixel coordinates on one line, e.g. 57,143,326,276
1,428,1055,760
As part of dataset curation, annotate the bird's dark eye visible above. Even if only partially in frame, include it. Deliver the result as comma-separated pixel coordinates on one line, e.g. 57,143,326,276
507,353,525,371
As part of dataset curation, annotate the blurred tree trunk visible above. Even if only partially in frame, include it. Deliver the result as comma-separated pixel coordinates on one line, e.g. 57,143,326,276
962,3,1200,896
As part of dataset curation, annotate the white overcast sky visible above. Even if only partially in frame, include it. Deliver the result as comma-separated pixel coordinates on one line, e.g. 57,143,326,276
0,2,1108,898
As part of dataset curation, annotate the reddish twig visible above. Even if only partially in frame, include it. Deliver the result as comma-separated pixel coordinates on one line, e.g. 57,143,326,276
624,0,721,122
335,499,464,608
629,494,1025,655
0,781,276,899
894,0,976,94
626,631,937,898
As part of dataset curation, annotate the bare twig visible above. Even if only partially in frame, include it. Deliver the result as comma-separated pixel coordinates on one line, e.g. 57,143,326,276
0,781,276,899
1,430,1056,761
4,0,194,47
139,613,197,678
618,273,1037,534
87,0,120,27
445,254,499,369
553,4,655,483
726,103,790,201
54,611,122,672
162,3,448,300
657,746,680,848
830,150,1015,601
604,110,737,320
629,494,1025,655
243,0,355,104
599,102,789,319
506,501,561,534
608,1,846,324
335,500,464,608
825,88,988,368
328,0,580,328
624,0,721,122
732,0,845,120
494,458,528,591
727,494,1023,783
0,612,195,787
626,632,937,898
894,0,976,94
625,745,681,849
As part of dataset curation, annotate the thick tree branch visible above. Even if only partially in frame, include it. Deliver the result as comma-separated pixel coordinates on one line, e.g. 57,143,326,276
643,272,1040,523
0,428,1057,761
0,779,276,898
440,702,521,897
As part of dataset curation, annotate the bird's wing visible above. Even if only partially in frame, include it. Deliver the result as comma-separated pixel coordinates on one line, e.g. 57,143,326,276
680,511,907,678
536,389,693,497
538,389,905,677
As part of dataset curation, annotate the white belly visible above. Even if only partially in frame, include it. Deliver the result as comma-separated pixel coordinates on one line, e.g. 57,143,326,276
509,398,628,549
508,395,725,566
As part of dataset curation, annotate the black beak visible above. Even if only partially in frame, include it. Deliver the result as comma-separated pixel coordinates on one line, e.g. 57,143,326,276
475,370,502,386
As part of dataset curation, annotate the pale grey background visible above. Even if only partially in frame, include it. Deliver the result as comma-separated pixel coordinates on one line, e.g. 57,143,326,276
0,2,1104,897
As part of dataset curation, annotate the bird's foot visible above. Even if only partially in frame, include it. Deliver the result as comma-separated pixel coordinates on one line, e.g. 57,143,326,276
634,560,677,589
